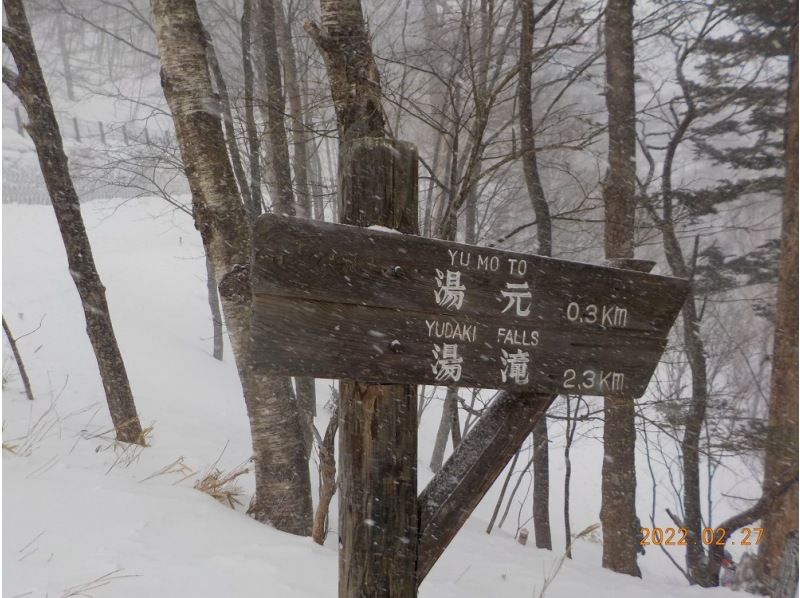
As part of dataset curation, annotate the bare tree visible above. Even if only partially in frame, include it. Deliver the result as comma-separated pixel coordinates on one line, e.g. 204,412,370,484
429,387,459,473
151,0,312,535
602,0,637,260
518,0,557,550
311,392,338,545
256,0,294,213
205,31,251,211
3,0,144,445
241,0,264,218
599,0,641,578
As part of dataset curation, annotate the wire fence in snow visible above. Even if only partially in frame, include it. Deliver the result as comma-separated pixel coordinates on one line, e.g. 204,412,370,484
2,164,181,205
4,104,188,206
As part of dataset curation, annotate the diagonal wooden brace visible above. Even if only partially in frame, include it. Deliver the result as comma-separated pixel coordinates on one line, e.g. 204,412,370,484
417,391,555,584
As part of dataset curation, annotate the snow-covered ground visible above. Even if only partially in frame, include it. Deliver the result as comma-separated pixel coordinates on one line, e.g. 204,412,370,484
3,198,745,597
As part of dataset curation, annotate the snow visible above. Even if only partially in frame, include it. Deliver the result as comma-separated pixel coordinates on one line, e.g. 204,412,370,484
2,198,744,597
367,224,403,234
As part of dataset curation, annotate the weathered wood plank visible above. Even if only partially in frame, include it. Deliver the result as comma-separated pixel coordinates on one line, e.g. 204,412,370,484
417,391,553,583
250,215,688,398
251,294,664,397
252,214,687,336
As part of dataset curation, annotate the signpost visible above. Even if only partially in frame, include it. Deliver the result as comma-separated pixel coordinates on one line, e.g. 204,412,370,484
250,138,689,598
251,214,689,398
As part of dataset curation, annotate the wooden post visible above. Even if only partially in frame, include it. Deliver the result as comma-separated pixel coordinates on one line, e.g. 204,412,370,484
72,117,80,142
98,121,106,144
122,123,129,145
338,138,419,598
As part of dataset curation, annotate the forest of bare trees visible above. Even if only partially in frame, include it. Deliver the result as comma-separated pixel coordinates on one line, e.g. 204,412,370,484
3,0,797,596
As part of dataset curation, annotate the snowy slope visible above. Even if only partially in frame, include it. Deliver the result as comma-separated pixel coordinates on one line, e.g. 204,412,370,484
2,198,743,597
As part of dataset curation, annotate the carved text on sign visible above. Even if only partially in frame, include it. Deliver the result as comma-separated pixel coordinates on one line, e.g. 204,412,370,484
251,214,690,397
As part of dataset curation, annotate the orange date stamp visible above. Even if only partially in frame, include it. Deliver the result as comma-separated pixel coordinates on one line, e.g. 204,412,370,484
640,527,764,546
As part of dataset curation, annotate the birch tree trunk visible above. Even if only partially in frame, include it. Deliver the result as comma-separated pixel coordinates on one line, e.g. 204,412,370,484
599,0,641,578
152,0,312,535
205,253,224,361
3,0,144,445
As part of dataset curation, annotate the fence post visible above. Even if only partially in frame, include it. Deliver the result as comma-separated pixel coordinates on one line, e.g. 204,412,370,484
98,121,106,144
122,123,129,145
72,117,81,142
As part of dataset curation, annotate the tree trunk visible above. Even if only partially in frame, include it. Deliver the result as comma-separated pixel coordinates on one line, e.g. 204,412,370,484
773,531,799,598
678,288,711,582
241,0,264,219
759,24,799,588
4,0,144,445
532,418,552,549
564,396,578,558
275,0,317,448
499,455,535,530
430,386,458,473
205,253,224,360
486,448,521,534
295,376,315,456
654,50,711,585
599,0,641,578
519,0,553,551
56,18,75,101
602,0,636,261
564,426,573,557
304,1,385,146
518,0,552,257
658,226,709,583
275,0,312,219
205,33,251,211
312,397,339,545
256,0,295,214
2,316,35,401
151,0,312,535
450,394,462,448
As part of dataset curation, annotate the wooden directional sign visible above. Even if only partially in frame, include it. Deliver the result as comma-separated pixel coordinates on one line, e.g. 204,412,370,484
250,214,689,398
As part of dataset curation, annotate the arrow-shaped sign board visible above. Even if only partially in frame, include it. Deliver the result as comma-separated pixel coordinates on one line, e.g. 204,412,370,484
250,215,689,398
